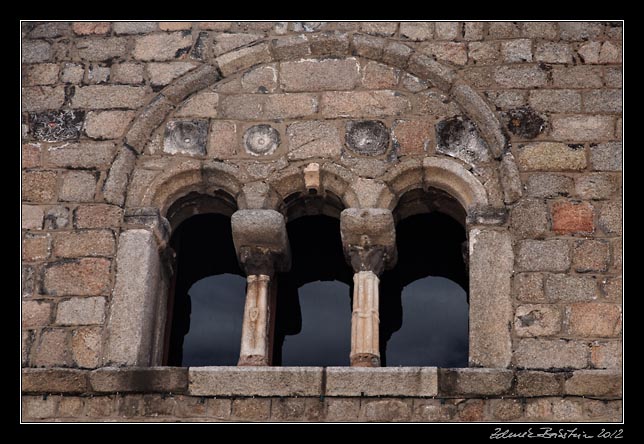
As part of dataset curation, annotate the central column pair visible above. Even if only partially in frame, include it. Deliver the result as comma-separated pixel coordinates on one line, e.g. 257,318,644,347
231,208,396,367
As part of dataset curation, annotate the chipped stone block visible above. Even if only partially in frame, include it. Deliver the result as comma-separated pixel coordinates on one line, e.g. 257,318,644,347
163,120,208,156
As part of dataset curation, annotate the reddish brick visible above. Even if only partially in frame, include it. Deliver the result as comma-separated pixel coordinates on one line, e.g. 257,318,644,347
22,144,41,169
22,170,57,202
551,201,594,234
74,205,123,229
22,233,50,261
32,329,71,367
72,22,111,35
392,119,432,155
572,239,610,272
52,230,115,258
362,61,399,89
22,300,53,328
568,303,622,338
207,121,237,158
43,258,111,296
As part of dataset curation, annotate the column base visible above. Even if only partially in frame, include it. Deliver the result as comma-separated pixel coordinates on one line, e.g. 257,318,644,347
350,353,381,367
238,355,270,366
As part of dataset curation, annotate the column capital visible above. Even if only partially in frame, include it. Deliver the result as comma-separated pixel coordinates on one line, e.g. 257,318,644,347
340,208,397,275
231,209,291,276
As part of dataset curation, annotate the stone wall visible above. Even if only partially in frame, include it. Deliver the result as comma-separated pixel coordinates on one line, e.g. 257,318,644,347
21,21,622,422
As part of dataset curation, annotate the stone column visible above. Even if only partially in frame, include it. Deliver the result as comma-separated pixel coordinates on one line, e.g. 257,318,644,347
231,210,290,366
340,209,397,367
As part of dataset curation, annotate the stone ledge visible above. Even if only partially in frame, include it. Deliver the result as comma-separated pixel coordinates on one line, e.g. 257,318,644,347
22,368,89,394
90,367,188,393
325,367,438,397
564,370,622,398
188,367,323,397
438,368,514,396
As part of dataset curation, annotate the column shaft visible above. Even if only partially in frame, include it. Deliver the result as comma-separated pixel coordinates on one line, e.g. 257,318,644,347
350,270,381,367
238,274,272,366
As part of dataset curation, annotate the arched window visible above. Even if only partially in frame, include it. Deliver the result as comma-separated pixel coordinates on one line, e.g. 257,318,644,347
164,193,246,367
380,188,469,367
272,193,353,366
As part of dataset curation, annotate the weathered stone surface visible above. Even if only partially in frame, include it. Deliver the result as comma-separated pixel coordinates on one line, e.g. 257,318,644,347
212,32,262,56
467,229,513,368
439,368,513,396
189,367,323,396
360,399,412,422
495,65,548,88
22,86,65,112
589,142,622,171
590,341,622,370
345,120,390,156
271,35,310,60
516,142,586,171
22,205,44,230
59,171,98,202
32,329,72,367
559,22,603,41
565,370,621,397
23,63,59,86
309,31,349,57
567,303,621,338
241,64,278,93
525,173,573,198
514,273,546,303
435,116,489,165
74,204,123,229
326,367,438,397
47,141,116,169
528,89,581,113
597,201,622,236
22,170,57,203
104,230,162,366
489,399,524,421
43,258,111,296
56,296,106,325
435,22,460,40
163,120,208,156
44,206,71,229
22,300,52,328
23,368,89,393
515,339,588,369
72,327,102,368
72,22,111,35
231,210,289,262
509,199,548,238
263,93,318,120
102,146,136,206
514,304,562,337
281,58,360,92
602,276,622,302
392,119,432,155
30,111,84,142
545,274,598,302
232,398,270,421
72,86,148,109
215,43,272,77
321,90,410,118
400,22,434,41
421,42,467,65
575,173,617,200
287,121,341,160
52,230,115,258
76,37,129,61
515,371,563,396
551,201,594,234
573,239,610,272
515,240,570,272
84,111,135,140
551,115,614,141
90,367,188,393
22,143,41,169
22,40,52,63
535,42,572,63
501,39,532,63
111,63,145,84
147,62,196,87
361,61,399,89
504,107,546,139
113,22,157,35
242,124,280,156
133,32,192,61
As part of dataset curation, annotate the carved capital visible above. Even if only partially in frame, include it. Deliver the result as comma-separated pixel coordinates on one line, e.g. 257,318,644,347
340,208,397,273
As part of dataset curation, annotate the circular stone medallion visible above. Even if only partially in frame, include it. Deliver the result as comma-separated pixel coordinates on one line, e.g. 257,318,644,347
345,120,390,156
243,124,281,156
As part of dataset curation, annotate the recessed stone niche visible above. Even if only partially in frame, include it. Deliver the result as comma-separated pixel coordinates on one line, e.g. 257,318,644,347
243,124,281,156
163,120,208,156
345,120,390,156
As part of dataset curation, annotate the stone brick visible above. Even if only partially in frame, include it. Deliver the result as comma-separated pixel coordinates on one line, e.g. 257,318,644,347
207,120,237,158
525,173,573,198
468,41,499,65
240,65,278,93
501,39,532,63
147,62,196,86
74,204,123,229
515,240,570,272
72,327,102,368
32,329,71,367
22,86,65,112
573,239,610,272
599,41,621,64
604,67,622,88
43,258,111,296
22,396,58,419
515,371,562,396
61,63,84,83
22,300,52,328
575,173,617,200
421,42,467,65
516,142,586,171
610,239,622,272
399,22,434,41
524,398,553,420
391,119,432,156
22,63,59,86
281,58,360,92
589,142,621,171
551,201,594,234
72,86,148,109
514,304,562,337
552,66,603,88
528,89,581,113
111,63,145,84
189,367,323,396
174,91,218,118
159,22,192,31
435,22,460,40
22,170,57,202
412,399,443,421
197,22,232,31
565,370,621,397
509,199,549,238
320,90,410,118
488,21,520,38
439,369,513,396
287,121,341,160
361,61,399,89
351,33,385,60
456,399,485,422
495,65,548,88
86,64,110,84
360,22,397,36
22,205,44,230
53,230,115,258
590,341,622,370
76,37,129,61
215,43,272,77
91,368,188,393
113,21,157,35
87,395,117,417
307,31,349,57
577,41,601,64
583,89,622,113
489,399,524,421
463,22,485,40
218,94,263,120
271,35,310,60
522,22,558,39
57,396,84,417
514,273,546,302
59,171,97,202
515,339,588,369
46,142,115,170
545,274,599,302
22,232,50,261
232,398,270,421
84,111,135,140
72,22,111,35
567,303,622,338
44,206,71,229
263,94,318,120
22,40,52,63
602,276,622,302
535,42,572,63
213,32,262,56
360,399,412,422
22,368,89,394
559,22,603,41
551,398,584,421
583,399,622,421
56,297,107,326
325,398,360,422
270,398,306,421
132,32,193,61
326,367,437,397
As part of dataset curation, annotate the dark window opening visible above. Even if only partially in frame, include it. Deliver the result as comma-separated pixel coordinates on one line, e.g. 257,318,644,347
165,212,246,367
380,203,469,367
273,214,354,366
